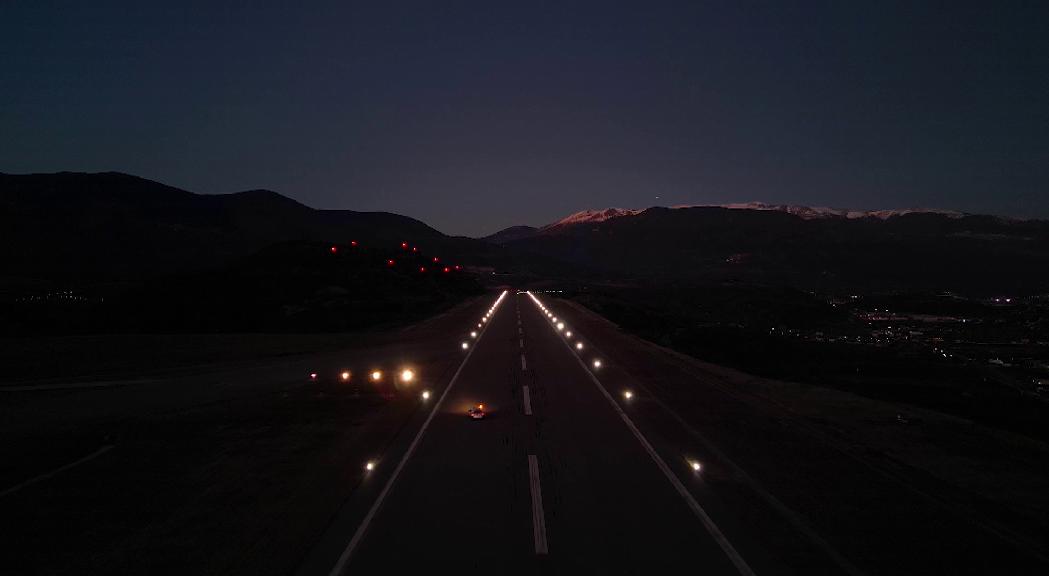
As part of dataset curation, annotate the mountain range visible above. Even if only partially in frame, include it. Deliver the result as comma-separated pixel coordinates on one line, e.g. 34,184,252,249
4,171,1049,295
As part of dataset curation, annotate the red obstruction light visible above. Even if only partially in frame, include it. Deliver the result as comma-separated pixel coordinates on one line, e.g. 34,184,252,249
350,240,358,247
432,256,439,263
412,246,418,252
330,245,338,254
401,242,408,249
454,265,462,271
443,267,450,273
419,266,426,273
387,259,396,266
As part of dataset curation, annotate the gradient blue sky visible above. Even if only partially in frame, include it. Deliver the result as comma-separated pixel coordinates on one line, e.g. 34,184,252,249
2,1,1047,236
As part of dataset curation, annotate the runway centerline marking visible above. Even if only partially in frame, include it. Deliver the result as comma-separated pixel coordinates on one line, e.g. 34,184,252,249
519,338,524,349
327,293,505,576
528,455,548,554
521,354,527,371
523,385,533,415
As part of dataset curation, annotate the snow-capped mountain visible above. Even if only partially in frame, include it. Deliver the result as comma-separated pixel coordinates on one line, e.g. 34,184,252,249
547,203,968,228
540,208,644,231
707,202,966,220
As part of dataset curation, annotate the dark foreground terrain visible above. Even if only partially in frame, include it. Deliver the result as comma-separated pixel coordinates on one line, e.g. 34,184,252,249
6,291,1047,575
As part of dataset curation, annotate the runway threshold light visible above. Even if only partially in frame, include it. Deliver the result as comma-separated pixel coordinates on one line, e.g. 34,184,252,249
401,369,415,383
370,370,383,382
341,371,351,381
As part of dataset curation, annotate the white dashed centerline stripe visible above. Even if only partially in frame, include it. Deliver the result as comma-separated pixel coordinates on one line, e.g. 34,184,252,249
521,354,527,371
519,339,524,349
528,455,548,554
523,385,533,415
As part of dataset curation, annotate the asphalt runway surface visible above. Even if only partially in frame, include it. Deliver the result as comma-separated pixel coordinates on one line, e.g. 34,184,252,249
5,290,1047,575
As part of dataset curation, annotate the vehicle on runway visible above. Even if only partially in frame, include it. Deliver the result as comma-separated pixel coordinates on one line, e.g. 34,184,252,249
467,404,486,420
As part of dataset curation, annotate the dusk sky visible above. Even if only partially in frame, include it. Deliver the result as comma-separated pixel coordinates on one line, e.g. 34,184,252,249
2,1,1047,236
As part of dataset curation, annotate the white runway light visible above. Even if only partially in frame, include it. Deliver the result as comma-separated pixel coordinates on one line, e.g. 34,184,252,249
592,359,602,369
624,390,633,399
365,461,376,472
565,331,572,338
400,369,415,383
690,461,702,472
557,322,564,331
370,370,383,382
576,342,584,350
470,331,478,338
461,341,469,350
421,390,431,400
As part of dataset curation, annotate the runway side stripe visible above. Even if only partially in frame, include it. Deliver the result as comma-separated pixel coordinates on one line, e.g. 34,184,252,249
528,455,548,554
547,306,757,576
0,445,114,498
328,299,499,576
